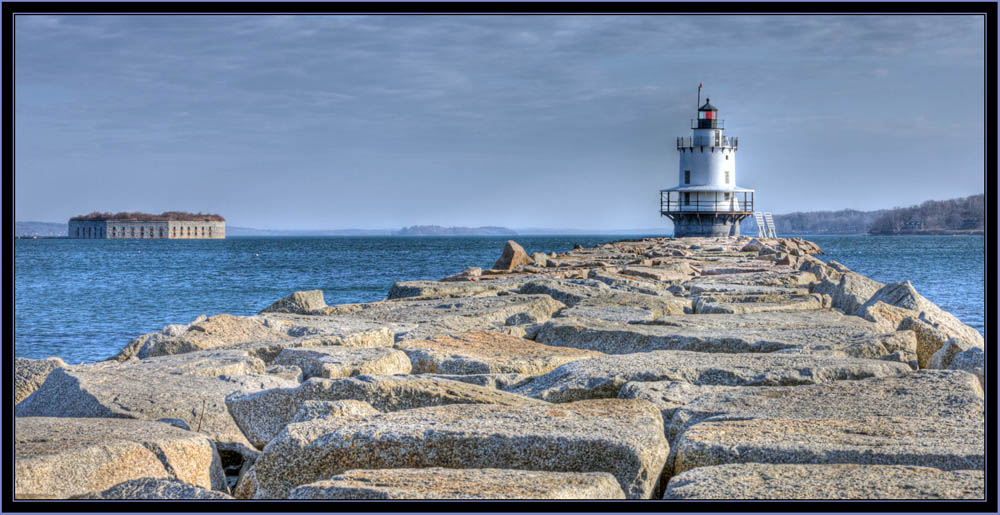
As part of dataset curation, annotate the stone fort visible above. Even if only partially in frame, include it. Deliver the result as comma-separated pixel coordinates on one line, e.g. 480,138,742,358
68,212,226,239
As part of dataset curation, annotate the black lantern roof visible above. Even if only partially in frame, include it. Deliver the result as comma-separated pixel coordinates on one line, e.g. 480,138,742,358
698,99,717,112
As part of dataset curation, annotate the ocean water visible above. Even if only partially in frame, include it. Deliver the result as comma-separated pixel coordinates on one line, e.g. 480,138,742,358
14,234,985,364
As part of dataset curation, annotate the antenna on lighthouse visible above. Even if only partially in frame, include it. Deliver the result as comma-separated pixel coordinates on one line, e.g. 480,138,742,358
697,83,702,108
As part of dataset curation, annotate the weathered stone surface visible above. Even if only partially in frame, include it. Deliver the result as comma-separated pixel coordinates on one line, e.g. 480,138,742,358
89,349,266,378
688,283,809,296
15,417,227,499
441,266,483,282
289,399,380,424
811,269,883,315
858,281,984,368
667,370,985,442
265,364,303,382
14,357,66,405
620,263,695,283
255,399,668,499
672,416,984,475
232,464,258,499
387,278,528,300
420,373,536,391
948,347,985,389
73,478,234,500
115,313,394,362
226,374,546,449
555,304,664,323
396,330,602,375
587,269,675,296
536,311,910,363
330,294,565,342
273,346,411,380
493,240,533,271
259,290,327,315
15,367,294,457
514,350,910,403
289,467,626,499
519,278,689,316
686,269,816,288
618,380,727,424
664,463,984,500
693,293,827,314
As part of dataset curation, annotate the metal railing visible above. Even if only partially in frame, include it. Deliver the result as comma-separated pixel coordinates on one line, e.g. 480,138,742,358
660,191,754,213
690,119,725,130
677,135,738,150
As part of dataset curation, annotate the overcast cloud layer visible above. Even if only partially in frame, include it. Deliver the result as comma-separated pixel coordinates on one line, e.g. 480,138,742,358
14,15,985,230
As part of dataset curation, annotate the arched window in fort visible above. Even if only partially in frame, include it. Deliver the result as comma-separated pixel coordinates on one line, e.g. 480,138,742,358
201,227,205,236
209,227,213,237
140,227,145,237
187,227,191,237
172,227,176,237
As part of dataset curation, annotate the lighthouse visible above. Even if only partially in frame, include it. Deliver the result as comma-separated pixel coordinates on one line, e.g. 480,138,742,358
660,88,754,237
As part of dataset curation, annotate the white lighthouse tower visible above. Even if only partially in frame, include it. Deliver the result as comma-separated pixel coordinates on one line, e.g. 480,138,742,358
660,87,754,237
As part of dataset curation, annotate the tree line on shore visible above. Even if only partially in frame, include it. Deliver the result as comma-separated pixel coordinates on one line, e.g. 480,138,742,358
741,194,984,235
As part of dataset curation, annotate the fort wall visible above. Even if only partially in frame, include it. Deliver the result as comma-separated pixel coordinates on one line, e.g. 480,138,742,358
68,220,225,239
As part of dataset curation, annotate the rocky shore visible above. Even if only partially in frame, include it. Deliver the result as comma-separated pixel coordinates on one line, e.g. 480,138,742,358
14,236,985,501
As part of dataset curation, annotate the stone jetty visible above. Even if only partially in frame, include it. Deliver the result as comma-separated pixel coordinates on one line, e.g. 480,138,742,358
14,237,985,501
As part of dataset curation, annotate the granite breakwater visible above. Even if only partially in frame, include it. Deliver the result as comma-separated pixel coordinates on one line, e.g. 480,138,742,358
14,236,985,500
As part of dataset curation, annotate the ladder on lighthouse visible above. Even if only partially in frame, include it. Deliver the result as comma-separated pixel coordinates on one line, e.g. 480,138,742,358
754,212,777,238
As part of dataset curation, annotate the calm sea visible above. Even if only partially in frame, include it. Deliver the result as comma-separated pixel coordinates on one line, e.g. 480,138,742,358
14,234,985,364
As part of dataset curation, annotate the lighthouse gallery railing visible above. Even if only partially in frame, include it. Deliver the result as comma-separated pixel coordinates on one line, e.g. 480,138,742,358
677,135,738,150
660,191,754,213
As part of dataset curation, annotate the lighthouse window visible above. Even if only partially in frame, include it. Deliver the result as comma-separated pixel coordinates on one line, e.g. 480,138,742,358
725,192,731,201
684,192,691,205
684,170,691,184
725,171,730,184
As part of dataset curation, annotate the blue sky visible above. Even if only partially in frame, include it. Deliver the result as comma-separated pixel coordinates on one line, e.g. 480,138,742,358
14,15,985,230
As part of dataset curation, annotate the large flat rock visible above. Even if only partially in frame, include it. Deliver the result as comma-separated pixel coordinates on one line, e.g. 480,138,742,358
535,310,908,361
226,374,547,449
273,346,411,379
320,294,565,342
419,373,536,391
672,416,985,475
692,293,828,314
115,313,395,362
387,278,530,300
685,269,817,288
664,463,984,500
15,417,226,499
254,399,669,499
517,278,688,315
396,330,602,375
289,468,626,499
86,349,266,377
667,370,985,443
514,350,911,403
15,366,295,457
73,478,234,500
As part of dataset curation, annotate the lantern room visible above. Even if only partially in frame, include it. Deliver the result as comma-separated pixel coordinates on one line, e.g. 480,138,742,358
696,99,719,129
